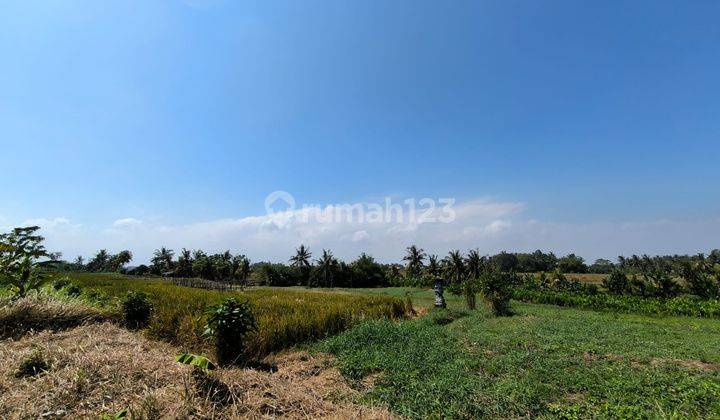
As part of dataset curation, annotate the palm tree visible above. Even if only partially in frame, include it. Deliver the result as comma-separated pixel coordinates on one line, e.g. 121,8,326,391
151,247,174,275
403,245,426,278
87,249,109,272
175,248,193,277
290,245,312,285
234,255,251,282
289,244,312,268
445,250,465,284
446,250,476,309
313,249,338,288
426,254,441,278
466,249,484,279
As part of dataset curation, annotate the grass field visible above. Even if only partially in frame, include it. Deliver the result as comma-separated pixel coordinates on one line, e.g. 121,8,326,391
53,273,407,357
318,302,720,419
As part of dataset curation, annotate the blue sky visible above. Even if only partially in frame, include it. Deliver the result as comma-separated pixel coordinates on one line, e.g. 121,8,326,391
1,0,719,263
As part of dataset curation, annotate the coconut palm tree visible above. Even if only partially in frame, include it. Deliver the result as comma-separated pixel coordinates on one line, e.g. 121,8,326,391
445,250,465,284
403,245,426,278
175,248,193,277
290,245,312,285
313,249,338,287
426,254,441,278
466,249,484,279
446,250,476,309
151,247,174,274
87,249,110,272
290,244,312,268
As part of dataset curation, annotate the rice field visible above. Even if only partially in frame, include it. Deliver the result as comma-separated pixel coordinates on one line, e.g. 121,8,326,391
60,273,407,358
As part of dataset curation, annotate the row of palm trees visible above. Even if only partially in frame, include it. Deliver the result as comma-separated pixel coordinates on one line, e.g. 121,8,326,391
401,245,493,309
286,244,492,307
288,244,342,287
287,244,492,283
402,245,487,282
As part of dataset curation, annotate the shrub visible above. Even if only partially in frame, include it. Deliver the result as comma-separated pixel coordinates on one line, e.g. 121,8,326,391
64,283,82,297
513,289,720,318
0,226,54,298
479,270,514,316
121,291,153,329
204,298,258,365
85,289,109,305
52,277,71,291
680,260,720,299
603,269,630,295
15,349,50,378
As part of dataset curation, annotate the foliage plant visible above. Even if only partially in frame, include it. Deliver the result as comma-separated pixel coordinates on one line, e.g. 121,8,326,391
680,259,720,299
204,298,258,365
176,352,216,371
64,283,82,297
99,408,128,420
176,352,232,404
478,269,515,316
603,268,630,295
513,289,720,318
0,226,57,298
122,291,153,329
52,276,71,291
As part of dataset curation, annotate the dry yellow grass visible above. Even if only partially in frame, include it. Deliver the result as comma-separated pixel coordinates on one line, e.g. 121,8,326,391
0,322,396,419
0,295,111,339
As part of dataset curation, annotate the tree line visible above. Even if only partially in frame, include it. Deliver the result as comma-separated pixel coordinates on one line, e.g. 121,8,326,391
51,243,720,290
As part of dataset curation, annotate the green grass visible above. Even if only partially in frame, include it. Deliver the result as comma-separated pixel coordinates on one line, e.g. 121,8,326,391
55,273,406,358
317,302,720,419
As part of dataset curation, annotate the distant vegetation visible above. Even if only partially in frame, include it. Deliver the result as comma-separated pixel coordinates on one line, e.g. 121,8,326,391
5,225,720,319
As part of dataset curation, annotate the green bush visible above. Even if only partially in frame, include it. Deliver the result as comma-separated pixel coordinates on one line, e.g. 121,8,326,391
513,289,720,318
85,288,109,305
680,260,720,299
121,291,153,329
603,269,630,295
388,276,434,288
479,270,515,316
64,283,82,297
204,298,257,365
52,277,71,291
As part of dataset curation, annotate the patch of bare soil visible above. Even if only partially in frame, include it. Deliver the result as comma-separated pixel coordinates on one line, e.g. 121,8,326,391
581,352,717,372
650,358,717,372
0,323,395,419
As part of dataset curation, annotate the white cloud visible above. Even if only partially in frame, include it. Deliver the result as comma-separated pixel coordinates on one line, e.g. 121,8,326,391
7,200,720,265
21,217,72,229
113,218,142,227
